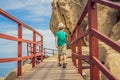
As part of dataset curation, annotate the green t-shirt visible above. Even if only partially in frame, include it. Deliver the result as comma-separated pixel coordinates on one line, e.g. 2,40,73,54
55,30,68,47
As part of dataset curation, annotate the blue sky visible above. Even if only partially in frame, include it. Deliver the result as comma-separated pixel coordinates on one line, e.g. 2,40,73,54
0,0,56,58
0,0,53,29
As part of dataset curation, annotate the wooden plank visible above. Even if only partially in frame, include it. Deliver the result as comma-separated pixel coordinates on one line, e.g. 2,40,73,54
15,57,84,80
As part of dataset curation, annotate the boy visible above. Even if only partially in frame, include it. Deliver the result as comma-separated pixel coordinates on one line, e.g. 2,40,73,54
55,23,68,68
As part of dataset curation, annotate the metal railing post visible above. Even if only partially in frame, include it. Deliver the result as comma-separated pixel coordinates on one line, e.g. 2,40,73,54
32,32,36,67
72,32,77,67
41,36,43,61
27,43,29,56
77,25,82,75
18,24,22,76
88,1,99,80
44,48,45,58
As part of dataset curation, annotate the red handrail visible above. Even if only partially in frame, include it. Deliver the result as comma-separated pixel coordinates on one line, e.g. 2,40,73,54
0,9,44,76
44,48,57,56
71,0,120,80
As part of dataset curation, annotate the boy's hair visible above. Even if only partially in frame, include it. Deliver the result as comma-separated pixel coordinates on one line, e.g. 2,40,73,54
58,23,65,30
59,27,64,30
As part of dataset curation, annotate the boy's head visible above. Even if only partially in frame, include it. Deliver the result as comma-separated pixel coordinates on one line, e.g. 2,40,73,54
57,23,65,30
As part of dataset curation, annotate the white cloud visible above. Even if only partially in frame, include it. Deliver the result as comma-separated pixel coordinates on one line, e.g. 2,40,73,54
39,0,53,4
0,0,53,31
25,1,52,16
0,0,53,16
0,0,26,10
0,39,18,58
0,29,56,57
22,16,45,22
2,29,56,49
37,29,56,49
0,0,53,27
26,5,52,16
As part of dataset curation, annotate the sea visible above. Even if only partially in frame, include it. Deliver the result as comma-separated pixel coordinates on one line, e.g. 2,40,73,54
0,62,17,77
0,53,54,78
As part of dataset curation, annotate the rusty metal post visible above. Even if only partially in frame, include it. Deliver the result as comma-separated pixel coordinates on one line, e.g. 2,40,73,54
30,43,32,54
77,25,82,75
71,35,74,63
39,43,40,53
88,1,99,80
41,36,43,61
18,24,22,76
72,33,77,66
27,43,29,56
32,32,36,67
44,48,45,58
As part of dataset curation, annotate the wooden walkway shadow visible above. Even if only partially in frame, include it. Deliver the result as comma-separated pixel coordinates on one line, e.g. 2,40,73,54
15,56,84,80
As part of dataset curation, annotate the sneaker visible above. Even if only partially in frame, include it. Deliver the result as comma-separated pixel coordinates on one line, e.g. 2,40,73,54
62,63,66,68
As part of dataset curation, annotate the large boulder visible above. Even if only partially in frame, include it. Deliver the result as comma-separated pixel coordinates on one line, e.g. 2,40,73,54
50,0,120,46
99,41,120,80
110,21,120,41
101,51,120,80
105,52,120,79
50,0,87,47
99,42,111,63
81,41,120,80
97,5,119,37
50,0,87,34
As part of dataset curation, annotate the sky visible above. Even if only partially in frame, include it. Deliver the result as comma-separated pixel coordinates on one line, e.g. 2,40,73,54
0,0,57,58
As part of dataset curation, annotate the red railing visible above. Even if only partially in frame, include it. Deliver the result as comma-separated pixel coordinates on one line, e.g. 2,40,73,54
0,9,44,76
44,48,57,56
71,0,120,80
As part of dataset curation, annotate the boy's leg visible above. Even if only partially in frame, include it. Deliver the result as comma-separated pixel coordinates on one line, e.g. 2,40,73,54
62,45,67,63
58,46,62,66
63,54,66,64
58,55,62,64
62,54,67,68
62,45,67,68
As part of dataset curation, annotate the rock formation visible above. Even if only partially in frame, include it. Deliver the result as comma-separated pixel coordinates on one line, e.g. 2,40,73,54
110,21,120,41
99,41,120,80
50,0,87,46
50,0,87,34
81,41,120,80
97,4,119,37
50,0,120,46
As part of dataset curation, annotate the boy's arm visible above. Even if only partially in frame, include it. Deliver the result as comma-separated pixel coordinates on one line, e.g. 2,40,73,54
66,37,69,42
66,33,69,42
55,36,58,48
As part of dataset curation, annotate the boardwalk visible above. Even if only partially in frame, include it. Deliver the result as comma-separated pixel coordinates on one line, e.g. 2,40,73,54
15,55,84,80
